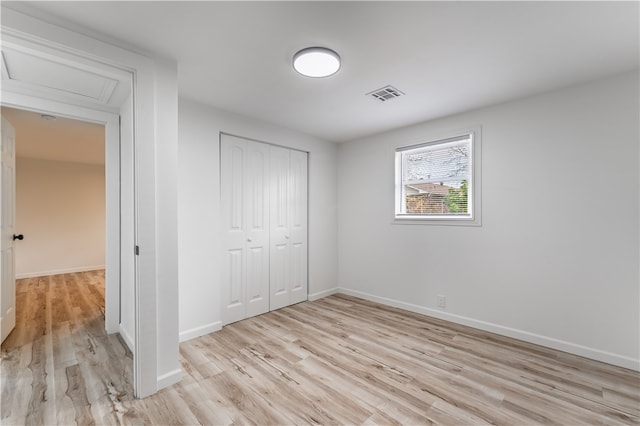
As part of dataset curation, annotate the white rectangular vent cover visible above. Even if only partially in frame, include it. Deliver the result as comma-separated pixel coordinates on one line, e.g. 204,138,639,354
367,85,404,102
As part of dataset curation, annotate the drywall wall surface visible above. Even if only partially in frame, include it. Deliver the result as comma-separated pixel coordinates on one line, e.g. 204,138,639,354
337,71,639,369
154,57,181,384
178,97,339,341
15,157,105,277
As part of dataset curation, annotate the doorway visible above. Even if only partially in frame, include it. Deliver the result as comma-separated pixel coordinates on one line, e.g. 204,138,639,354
0,103,138,419
3,108,107,280
0,102,136,335
0,99,131,334
0,97,138,418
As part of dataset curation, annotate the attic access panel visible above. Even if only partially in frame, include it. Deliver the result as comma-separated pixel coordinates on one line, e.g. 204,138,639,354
1,48,118,103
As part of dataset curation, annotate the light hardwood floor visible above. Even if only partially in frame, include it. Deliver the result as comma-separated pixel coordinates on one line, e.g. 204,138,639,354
2,271,639,425
1,271,133,425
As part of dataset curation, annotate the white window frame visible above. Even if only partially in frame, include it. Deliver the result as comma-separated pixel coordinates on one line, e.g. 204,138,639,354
394,127,482,226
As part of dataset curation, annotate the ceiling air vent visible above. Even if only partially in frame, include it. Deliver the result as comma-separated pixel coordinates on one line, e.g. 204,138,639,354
367,85,404,102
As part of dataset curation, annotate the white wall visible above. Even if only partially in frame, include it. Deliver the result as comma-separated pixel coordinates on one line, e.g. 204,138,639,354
178,97,339,341
338,71,639,370
15,157,105,278
154,57,180,387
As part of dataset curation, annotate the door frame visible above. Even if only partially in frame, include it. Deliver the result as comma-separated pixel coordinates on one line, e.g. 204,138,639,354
1,93,123,334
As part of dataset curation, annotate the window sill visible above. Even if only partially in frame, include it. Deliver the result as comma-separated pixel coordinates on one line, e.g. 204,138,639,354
392,216,481,227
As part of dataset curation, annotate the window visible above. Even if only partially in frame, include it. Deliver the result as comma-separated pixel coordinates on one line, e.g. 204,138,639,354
395,130,481,225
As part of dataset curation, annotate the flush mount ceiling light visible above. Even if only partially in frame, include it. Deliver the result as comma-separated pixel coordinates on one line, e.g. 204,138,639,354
293,47,341,78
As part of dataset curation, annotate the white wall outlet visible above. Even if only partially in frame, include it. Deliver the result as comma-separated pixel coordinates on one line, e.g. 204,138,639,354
437,295,446,308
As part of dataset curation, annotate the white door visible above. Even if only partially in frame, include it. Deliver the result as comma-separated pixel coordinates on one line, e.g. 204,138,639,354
221,135,270,324
288,149,308,305
1,116,16,343
270,146,308,311
269,145,291,310
245,141,270,318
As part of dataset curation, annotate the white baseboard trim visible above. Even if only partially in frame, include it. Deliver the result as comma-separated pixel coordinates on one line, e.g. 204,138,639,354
338,288,640,372
118,324,134,353
16,265,105,279
308,287,339,301
157,368,182,390
179,321,222,342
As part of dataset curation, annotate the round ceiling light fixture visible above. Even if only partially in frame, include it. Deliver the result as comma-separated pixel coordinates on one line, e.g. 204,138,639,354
293,47,341,78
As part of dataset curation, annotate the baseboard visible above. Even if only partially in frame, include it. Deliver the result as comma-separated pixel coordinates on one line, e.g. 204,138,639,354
179,321,222,342
338,288,640,372
308,287,339,301
157,368,182,390
118,323,134,353
16,265,105,279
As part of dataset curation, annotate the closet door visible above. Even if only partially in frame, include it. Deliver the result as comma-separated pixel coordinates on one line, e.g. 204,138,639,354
245,142,270,318
269,146,291,311
270,146,308,311
288,149,308,305
221,135,270,325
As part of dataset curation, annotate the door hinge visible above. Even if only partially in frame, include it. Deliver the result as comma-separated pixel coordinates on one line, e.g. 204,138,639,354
135,245,140,256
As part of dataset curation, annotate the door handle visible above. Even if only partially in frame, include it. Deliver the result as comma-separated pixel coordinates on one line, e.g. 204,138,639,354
13,234,24,241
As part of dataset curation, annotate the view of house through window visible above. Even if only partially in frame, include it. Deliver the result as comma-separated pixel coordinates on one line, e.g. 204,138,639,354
395,133,473,220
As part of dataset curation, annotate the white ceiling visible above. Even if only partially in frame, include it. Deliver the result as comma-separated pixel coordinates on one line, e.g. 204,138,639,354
2,106,105,165
8,1,640,143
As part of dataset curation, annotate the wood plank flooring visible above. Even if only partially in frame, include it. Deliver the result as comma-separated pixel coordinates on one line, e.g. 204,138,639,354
1,271,133,425
2,271,639,425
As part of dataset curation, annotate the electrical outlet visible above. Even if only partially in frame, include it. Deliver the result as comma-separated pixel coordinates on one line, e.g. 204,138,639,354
437,295,446,308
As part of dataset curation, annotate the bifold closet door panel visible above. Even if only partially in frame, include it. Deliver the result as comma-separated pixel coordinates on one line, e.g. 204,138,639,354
269,145,308,311
245,142,270,318
221,136,246,325
288,149,308,305
269,145,291,311
220,135,270,325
